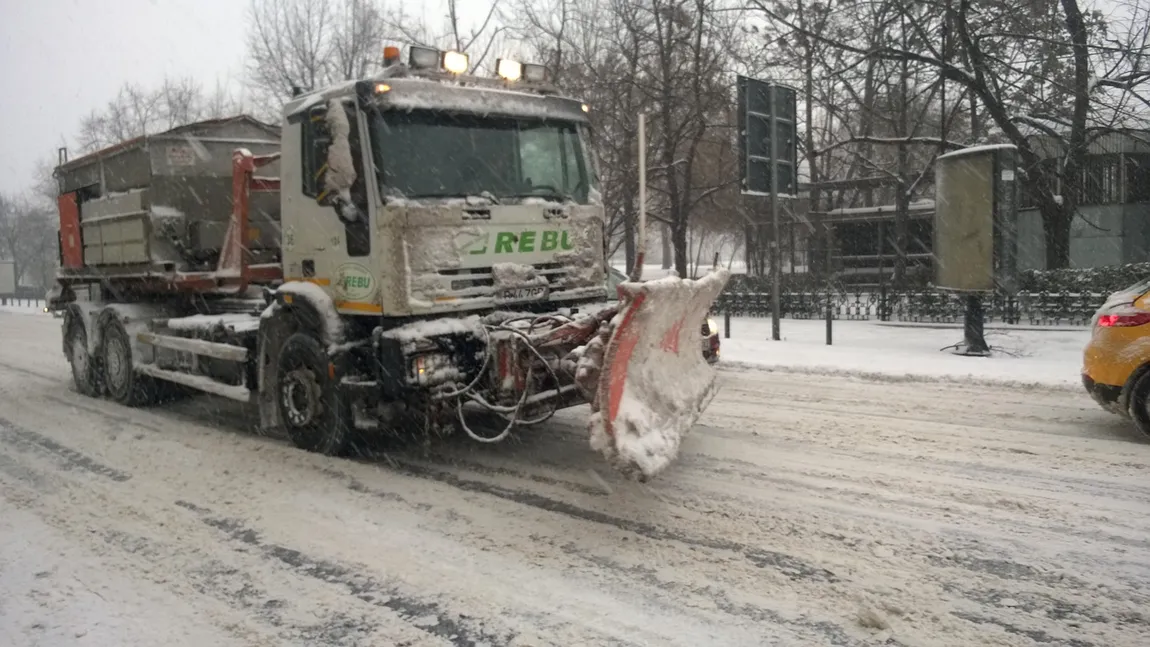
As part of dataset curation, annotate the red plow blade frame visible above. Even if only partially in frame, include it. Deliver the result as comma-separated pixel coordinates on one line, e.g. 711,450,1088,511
590,268,731,481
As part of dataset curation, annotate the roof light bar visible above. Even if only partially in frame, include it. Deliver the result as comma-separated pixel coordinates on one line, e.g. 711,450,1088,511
496,58,523,82
383,46,401,66
522,63,548,83
409,45,440,69
442,50,469,75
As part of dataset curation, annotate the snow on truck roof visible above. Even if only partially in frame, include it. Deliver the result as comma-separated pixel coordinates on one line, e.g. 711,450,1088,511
284,75,591,124
56,115,281,172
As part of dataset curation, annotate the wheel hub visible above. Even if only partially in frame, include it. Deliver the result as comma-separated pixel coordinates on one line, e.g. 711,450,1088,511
105,335,130,390
70,332,88,378
281,368,322,427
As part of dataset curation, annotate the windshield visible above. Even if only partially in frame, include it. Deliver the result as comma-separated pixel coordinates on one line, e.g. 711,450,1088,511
368,109,591,204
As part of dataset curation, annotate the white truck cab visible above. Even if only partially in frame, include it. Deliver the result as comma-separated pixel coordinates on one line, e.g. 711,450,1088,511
278,50,607,320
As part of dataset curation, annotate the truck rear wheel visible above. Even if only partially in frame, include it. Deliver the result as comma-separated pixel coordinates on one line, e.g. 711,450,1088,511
65,316,101,397
276,332,353,456
101,316,159,407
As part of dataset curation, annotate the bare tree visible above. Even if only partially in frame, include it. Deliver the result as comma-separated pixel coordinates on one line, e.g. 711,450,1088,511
0,192,57,290
246,0,337,109
629,0,741,278
756,0,1150,269
77,77,244,153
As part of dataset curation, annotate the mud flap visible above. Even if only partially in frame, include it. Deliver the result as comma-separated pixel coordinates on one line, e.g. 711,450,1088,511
589,269,731,480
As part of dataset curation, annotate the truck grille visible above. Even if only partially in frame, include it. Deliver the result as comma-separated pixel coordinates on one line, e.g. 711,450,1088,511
439,263,567,292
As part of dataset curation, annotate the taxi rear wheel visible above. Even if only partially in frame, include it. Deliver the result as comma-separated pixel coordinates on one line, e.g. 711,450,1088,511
1128,370,1150,437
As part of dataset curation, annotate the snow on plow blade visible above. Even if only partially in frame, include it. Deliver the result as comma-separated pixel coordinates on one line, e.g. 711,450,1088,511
590,268,731,481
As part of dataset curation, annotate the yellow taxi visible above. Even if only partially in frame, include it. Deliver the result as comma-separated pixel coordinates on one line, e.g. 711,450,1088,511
1082,277,1150,433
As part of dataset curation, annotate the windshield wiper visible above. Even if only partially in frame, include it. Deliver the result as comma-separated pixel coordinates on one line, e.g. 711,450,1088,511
389,192,501,205
503,190,573,203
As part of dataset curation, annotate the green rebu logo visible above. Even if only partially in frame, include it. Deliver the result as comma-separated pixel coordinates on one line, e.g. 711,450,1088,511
334,262,375,301
464,229,576,255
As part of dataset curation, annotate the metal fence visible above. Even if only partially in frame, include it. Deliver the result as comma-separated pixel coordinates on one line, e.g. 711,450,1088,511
0,297,45,309
715,289,1107,326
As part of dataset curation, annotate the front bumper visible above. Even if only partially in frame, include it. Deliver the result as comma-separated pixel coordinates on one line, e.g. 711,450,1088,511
1082,373,1127,416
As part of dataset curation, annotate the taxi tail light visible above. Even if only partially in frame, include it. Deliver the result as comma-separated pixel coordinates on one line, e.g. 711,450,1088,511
1097,312,1150,327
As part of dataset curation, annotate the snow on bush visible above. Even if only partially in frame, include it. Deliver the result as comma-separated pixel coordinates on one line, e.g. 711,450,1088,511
1019,262,1150,295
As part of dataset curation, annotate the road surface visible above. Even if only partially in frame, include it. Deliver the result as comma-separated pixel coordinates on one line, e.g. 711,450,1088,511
1,310,1148,647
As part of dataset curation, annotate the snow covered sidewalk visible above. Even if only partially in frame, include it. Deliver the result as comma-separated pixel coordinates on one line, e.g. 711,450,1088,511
0,299,47,316
717,316,1090,389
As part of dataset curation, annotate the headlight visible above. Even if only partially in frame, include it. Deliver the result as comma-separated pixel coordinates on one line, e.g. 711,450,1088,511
442,50,469,75
410,352,459,387
496,58,522,81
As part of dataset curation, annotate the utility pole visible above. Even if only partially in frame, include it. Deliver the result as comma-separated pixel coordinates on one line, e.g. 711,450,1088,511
769,84,781,341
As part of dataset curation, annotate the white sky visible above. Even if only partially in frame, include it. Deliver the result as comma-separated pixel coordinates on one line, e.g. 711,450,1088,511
0,0,249,194
0,0,485,196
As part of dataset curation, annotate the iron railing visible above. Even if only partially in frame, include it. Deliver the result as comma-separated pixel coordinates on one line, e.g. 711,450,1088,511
715,288,1106,326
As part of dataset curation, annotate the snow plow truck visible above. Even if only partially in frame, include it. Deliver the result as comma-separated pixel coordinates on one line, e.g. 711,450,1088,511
46,45,730,480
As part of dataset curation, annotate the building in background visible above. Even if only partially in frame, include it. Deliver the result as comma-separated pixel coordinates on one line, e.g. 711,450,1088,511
802,130,1150,286
1017,132,1150,269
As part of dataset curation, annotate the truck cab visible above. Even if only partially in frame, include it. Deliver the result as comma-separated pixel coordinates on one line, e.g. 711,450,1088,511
280,47,607,321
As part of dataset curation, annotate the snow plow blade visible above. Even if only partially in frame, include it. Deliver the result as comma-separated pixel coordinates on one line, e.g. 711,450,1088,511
589,268,731,481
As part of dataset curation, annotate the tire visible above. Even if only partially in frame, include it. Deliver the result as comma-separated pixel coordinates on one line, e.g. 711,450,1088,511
65,315,101,397
101,316,160,407
276,332,354,455
1129,370,1150,438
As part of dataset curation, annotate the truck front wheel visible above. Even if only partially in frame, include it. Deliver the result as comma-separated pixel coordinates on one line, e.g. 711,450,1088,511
276,333,353,456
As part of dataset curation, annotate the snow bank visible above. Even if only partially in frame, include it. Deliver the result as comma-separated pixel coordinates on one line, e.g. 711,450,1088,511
719,317,1091,388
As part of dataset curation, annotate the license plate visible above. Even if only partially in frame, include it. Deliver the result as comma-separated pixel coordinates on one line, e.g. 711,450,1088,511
495,285,549,303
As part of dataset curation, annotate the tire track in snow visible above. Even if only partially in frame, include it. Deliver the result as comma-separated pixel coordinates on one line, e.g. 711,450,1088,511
173,500,519,647
942,583,1150,636
951,611,1096,647
346,459,839,584
672,450,1150,554
547,542,888,647
0,439,449,647
0,416,132,482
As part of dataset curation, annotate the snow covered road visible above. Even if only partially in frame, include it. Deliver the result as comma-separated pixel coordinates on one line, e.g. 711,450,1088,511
2,311,1149,647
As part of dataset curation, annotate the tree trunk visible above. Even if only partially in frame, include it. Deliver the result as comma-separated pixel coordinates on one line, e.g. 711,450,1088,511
672,220,689,279
623,211,636,271
893,183,909,287
661,224,673,270
1042,204,1073,270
